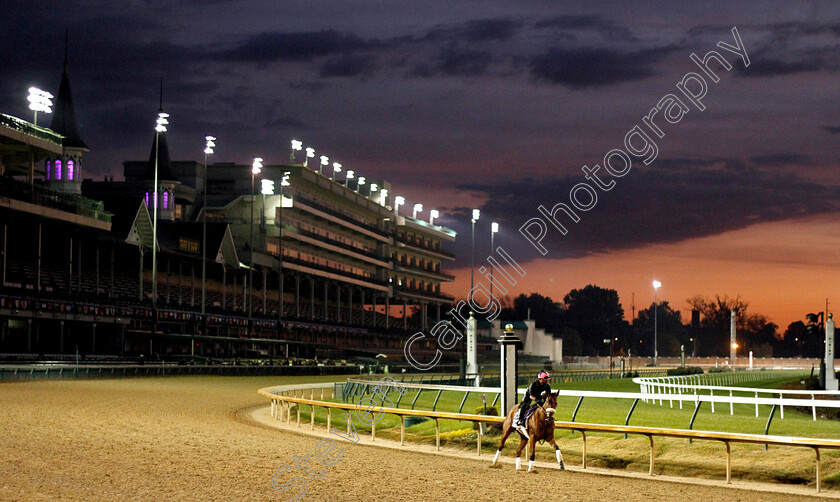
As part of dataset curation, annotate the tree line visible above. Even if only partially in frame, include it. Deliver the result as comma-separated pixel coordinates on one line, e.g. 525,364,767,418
455,286,831,359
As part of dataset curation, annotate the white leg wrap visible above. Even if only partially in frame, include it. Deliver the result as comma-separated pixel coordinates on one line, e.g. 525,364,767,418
492,450,501,464
528,460,534,472
515,457,521,470
556,450,562,463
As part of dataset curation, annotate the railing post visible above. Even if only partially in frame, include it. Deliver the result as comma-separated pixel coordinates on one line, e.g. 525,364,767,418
725,441,731,484
816,447,821,493
477,421,482,456
648,435,655,475
311,405,315,430
435,418,440,451
400,416,405,446
581,430,587,469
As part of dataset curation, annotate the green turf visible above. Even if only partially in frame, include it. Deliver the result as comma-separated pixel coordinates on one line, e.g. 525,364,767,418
273,372,840,488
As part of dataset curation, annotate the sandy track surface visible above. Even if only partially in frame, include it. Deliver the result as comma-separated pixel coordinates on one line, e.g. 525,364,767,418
0,376,833,501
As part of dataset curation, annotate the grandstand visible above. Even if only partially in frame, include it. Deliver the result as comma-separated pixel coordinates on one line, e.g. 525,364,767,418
0,57,457,363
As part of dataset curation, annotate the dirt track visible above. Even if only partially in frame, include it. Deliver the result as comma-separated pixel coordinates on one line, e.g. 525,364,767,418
0,376,832,501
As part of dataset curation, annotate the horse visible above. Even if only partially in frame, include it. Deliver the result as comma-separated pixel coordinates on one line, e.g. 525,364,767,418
490,391,564,472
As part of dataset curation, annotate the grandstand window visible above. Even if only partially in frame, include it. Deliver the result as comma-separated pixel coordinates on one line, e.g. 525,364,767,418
163,191,169,209
45,160,50,180
68,160,74,180
145,192,149,207
56,159,62,180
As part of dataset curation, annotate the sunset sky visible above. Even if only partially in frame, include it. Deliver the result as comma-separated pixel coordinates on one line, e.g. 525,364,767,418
3,1,840,329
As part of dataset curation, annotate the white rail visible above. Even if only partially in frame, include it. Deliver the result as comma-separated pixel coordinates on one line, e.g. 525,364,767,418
634,371,840,419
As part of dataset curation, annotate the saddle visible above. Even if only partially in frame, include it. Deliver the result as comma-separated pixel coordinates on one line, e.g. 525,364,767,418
520,403,539,421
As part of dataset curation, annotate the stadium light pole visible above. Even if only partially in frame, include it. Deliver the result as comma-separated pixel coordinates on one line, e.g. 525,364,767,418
429,209,439,225
201,136,215,329
357,176,366,194
304,147,314,168
249,157,263,336
278,172,290,328
471,209,480,291
653,279,661,366
412,203,422,219
151,112,169,317
290,139,302,163
332,162,342,181
345,170,355,187
319,156,328,176
27,87,53,127
394,196,405,215
491,222,499,298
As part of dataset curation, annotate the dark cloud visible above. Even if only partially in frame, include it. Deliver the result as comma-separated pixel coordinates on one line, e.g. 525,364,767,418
319,54,378,78
749,152,811,167
453,159,839,265
529,47,676,88
221,30,373,62
423,17,523,43
820,125,840,135
534,15,638,42
738,57,824,77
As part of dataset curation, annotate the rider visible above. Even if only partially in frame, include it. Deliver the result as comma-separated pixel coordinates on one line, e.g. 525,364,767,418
514,370,551,438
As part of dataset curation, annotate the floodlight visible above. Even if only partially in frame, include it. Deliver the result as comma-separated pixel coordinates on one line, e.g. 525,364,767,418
261,179,275,195
430,209,439,224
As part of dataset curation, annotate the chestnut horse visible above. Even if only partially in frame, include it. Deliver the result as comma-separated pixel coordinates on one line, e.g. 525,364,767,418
490,391,564,472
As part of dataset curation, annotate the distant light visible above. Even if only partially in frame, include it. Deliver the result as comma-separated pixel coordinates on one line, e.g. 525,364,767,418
306,148,315,158
261,179,275,195
252,157,263,175
320,156,329,166
491,222,499,233
204,135,215,155
357,176,366,185
412,203,423,218
346,170,355,180
472,209,480,222
155,112,169,133
27,87,53,114
732,342,739,349
333,162,342,173
652,280,661,289
291,139,302,151
281,171,291,187
430,209,439,225
394,195,405,213
370,183,379,192
379,189,389,206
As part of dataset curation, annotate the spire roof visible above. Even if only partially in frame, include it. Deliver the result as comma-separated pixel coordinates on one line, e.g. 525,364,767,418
142,128,176,182
50,31,88,150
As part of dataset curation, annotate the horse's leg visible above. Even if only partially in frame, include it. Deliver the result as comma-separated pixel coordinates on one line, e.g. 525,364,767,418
514,436,527,470
527,435,538,472
492,413,515,466
492,428,511,466
548,436,565,470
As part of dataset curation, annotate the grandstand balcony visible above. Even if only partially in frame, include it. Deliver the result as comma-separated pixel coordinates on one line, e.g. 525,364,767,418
393,237,456,261
291,195,391,243
393,283,454,303
281,255,389,290
282,225,389,268
393,262,456,282
0,176,111,230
